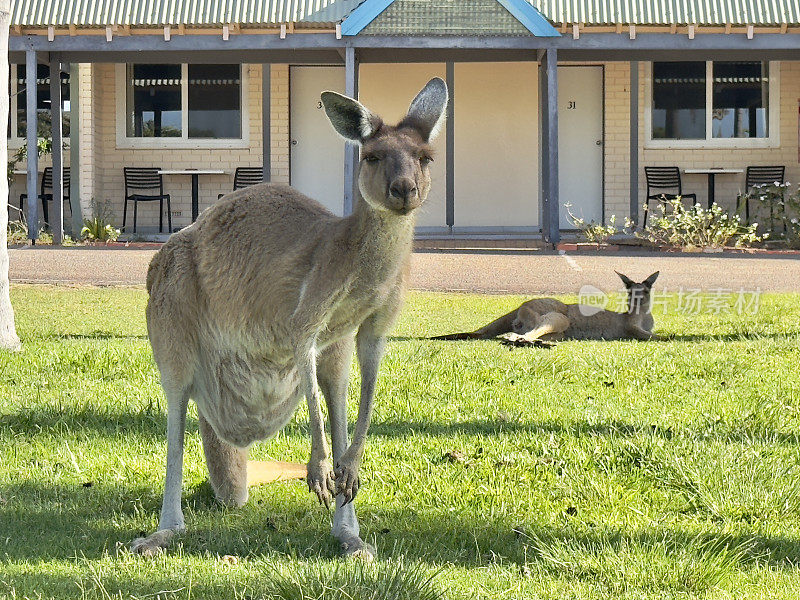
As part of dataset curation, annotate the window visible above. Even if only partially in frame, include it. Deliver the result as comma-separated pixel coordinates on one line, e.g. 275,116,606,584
652,62,705,140
712,61,769,139
126,64,182,137
648,61,778,147
187,64,241,139
9,64,70,144
119,63,245,147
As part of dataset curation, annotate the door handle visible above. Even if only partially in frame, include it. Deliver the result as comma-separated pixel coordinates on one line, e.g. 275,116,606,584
291,139,298,146
595,140,602,146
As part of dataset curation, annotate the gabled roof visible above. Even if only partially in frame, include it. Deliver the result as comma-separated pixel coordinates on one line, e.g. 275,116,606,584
10,0,363,27
528,0,800,26
342,0,560,37
9,0,800,28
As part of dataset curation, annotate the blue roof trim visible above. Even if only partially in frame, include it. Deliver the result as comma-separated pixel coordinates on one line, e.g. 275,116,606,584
342,0,562,37
341,0,394,36
496,0,560,37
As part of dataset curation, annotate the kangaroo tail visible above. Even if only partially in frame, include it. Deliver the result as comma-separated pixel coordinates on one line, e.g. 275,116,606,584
247,460,307,486
431,331,485,340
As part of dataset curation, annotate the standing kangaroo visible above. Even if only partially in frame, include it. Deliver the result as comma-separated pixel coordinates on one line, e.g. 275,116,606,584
434,271,660,344
131,79,448,558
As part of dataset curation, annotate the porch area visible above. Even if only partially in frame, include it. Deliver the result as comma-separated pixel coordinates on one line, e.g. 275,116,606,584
9,13,800,246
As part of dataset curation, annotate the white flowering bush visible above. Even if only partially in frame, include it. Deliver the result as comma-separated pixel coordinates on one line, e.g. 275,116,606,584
635,198,763,250
741,181,793,233
741,183,800,247
566,205,620,245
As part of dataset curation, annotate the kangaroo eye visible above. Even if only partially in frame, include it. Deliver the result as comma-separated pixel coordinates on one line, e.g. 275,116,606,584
363,155,380,164
419,156,432,167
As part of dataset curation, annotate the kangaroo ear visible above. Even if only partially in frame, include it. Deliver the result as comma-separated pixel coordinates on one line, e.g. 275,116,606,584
320,91,382,144
616,271,635,288
399,77,449,142
642,271,660,288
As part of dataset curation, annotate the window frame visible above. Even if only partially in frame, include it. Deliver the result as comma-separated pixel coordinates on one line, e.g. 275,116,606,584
645,60,780,149
8,64,71,149
115,63,249,149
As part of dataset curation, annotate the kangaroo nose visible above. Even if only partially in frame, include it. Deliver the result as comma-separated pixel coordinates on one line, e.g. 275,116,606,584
389,179,418,205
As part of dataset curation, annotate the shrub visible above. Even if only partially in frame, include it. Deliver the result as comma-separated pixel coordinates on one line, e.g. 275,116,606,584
567,205,620,245
635,198,763,250
737,183,800,247
80,217,120,243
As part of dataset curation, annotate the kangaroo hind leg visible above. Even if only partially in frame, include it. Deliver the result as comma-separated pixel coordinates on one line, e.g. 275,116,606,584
504,307,570,346
198,413,249,508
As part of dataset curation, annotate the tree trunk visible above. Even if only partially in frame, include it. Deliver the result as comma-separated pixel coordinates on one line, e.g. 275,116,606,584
0,0,21,351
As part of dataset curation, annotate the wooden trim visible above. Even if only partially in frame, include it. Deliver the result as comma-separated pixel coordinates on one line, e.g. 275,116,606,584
629,60,639,226
68,62,82,231
343,47,359,215
541,48,559,244
494,0,560,37
341,0,395,36
25,50,39,240
14,26,341,37
14,24,800,37
50,55,64,243
445,61,454,229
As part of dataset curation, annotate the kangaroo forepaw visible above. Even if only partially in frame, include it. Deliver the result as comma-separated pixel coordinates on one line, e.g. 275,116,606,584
334,455,361,505
307,458,335,509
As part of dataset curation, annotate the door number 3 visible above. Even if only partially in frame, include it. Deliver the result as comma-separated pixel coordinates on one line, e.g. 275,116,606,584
567,101,577,110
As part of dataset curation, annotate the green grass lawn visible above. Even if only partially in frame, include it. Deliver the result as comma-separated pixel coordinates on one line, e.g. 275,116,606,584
2,285,800,599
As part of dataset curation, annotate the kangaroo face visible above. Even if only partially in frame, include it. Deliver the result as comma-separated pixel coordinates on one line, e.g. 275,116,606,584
359,128,434,215
320,78,448,216
616,271,660,315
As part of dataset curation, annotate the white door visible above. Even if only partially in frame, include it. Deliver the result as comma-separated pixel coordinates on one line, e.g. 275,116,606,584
558,66,603,229
454,62,538,228
290,66,345,215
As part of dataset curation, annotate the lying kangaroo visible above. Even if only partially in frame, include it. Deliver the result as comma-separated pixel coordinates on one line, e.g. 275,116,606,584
131,79,448,558
434,271,660,344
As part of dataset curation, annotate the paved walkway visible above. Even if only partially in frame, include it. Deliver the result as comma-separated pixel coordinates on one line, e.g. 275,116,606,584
8,246,800,294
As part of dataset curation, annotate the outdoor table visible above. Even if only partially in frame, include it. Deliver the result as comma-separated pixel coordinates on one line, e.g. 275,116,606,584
683,168,743,209
158,169,225,222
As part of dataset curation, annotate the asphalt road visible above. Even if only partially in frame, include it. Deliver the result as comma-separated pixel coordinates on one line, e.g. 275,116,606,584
8,246,800,294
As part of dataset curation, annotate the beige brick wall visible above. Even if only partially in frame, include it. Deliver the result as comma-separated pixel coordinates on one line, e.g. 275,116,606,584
82,62,97,217
85,63,289,232
11,59,799,235
604,60,800,224
603,61,633,222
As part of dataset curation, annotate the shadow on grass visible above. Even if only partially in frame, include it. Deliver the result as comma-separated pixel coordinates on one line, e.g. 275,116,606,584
393,333,800,344
368,418,800,446
46,332,149,341
3,404,798,448
2,480,799,576
0,405,170,439
662,332,800,342
369,418,677,439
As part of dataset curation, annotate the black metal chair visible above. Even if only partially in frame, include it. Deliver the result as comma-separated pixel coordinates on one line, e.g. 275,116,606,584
19,166,71,226
123,167,172,233
737,165,786,224
643,167,697,225
218,166,264,199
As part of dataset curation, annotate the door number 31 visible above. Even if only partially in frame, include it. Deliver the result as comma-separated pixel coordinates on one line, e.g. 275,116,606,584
567,101,577,110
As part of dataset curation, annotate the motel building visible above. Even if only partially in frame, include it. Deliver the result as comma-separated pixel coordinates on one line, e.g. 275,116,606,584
8,0,800,245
